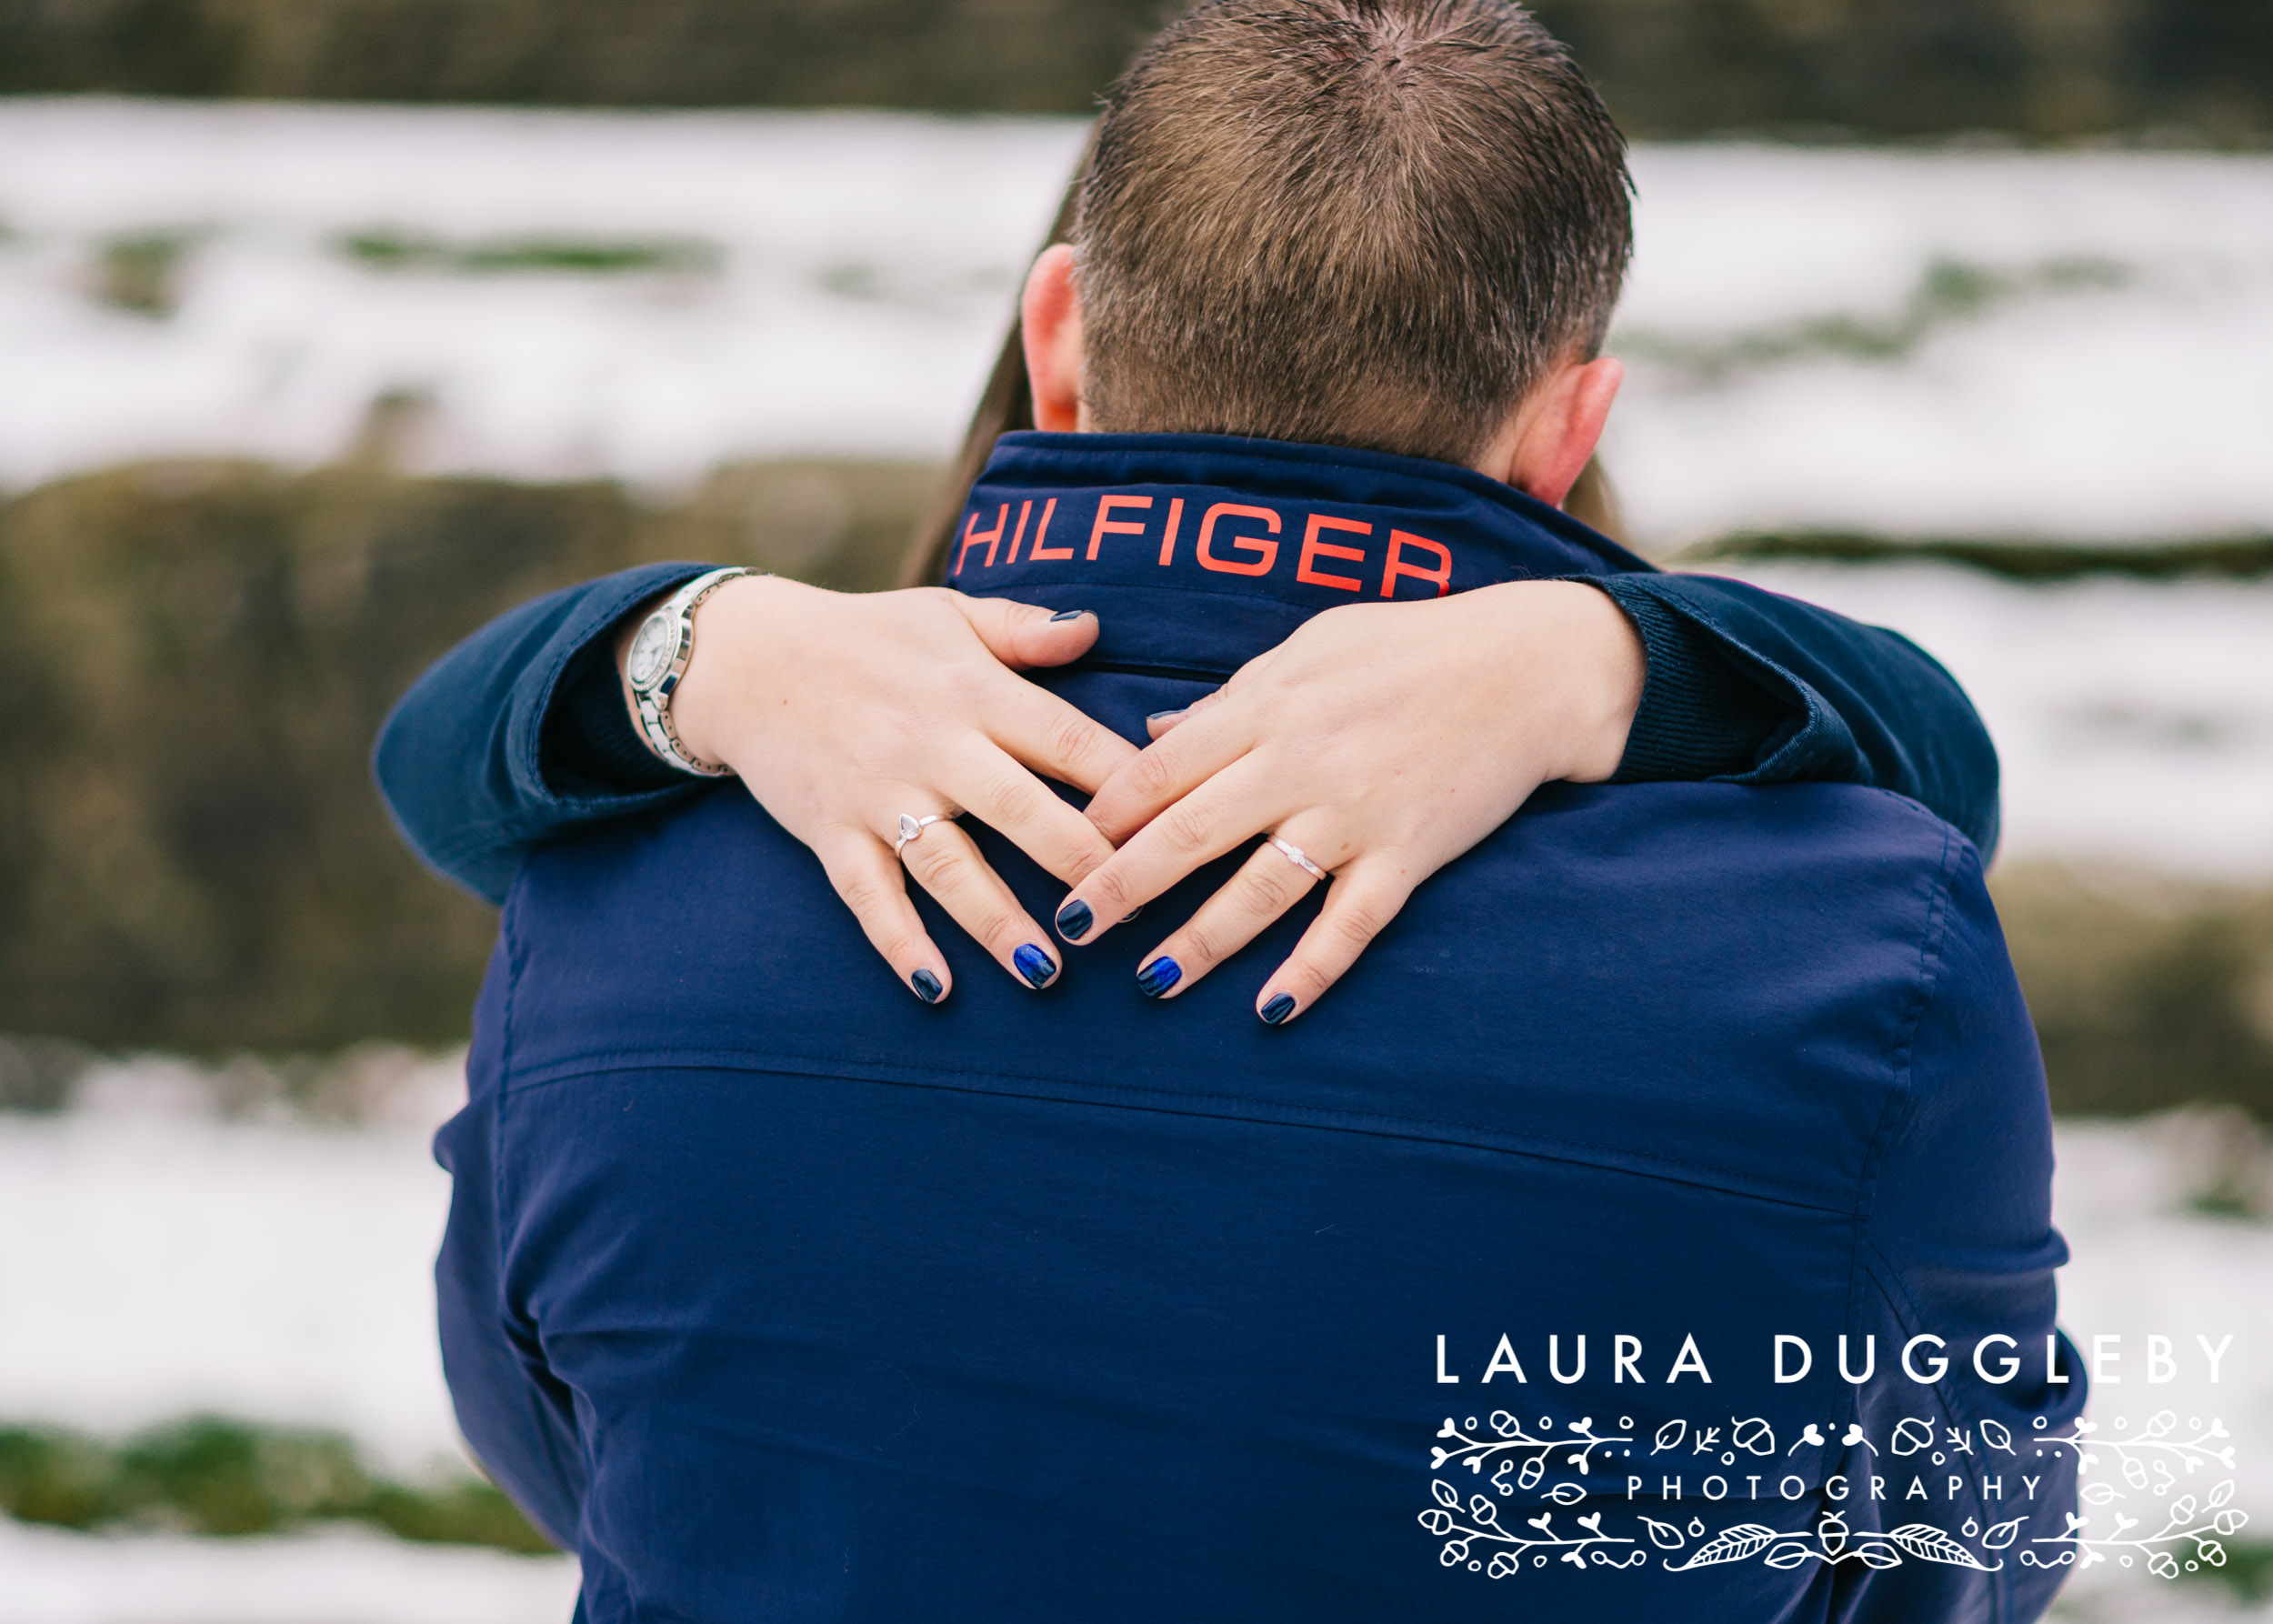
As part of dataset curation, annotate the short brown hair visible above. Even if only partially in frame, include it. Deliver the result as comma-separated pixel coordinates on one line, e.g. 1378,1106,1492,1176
1074,0,1631,467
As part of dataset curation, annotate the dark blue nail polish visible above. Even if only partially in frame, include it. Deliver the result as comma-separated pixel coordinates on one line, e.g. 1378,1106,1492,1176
910,968,944,1004
1136,957,1182,997
1055,898,1094,940
1120,906,1144,924
1048,608,1088,622
1260,993,1297,1026
1014,944,1056,987
1146,709,1187,727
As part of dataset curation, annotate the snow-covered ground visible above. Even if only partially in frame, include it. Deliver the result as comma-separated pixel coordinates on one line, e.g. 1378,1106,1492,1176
0,1057,467,1469
1605,144,2273,548
1,99,2269,547
2,1063,2269,1621
1724,563,2273,879
0,100,1077,491
0,1519,581,1624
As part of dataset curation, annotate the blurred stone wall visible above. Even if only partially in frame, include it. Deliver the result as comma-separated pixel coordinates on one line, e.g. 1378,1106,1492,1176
0,0,2266,141
0,456,929,1053
1996,867,2273,1121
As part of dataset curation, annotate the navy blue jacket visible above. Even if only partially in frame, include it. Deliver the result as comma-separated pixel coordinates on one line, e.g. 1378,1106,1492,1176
375,446,1998,906
429,436,2078,1623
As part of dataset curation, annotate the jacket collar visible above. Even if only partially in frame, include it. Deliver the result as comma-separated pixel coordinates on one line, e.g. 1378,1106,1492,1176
947,431,1652,680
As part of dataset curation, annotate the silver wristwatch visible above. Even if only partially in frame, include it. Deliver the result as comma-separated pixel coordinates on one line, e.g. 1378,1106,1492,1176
624,566,759,777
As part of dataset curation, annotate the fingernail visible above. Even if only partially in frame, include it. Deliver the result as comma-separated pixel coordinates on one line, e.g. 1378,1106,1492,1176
1120,906,1144,923
1055,898,1094,941
1146,708,1187,727
1014,944,1057,988
1260,993,1297,1026
1048,608,1089,623
1136,957,1182,997
910,968,944,1004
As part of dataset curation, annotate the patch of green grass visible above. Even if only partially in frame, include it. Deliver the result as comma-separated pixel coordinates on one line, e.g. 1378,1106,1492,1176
93,232,195,316
0,1417,553,1554
1683,530,2273,581
0,1428,113,1528
336,229,719,277
2186,1187,2270,1221
2178,1536,2273,1603
1617,255,2130,384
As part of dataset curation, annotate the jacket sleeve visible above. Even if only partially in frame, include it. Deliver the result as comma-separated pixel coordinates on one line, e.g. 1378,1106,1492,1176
1594,572,2001,859
372,562,715,905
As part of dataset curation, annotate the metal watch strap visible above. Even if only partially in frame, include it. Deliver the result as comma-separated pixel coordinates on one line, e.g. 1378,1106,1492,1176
633,566,758,777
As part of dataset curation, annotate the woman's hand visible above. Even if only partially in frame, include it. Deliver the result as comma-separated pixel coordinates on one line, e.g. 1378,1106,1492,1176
1047,580,1645,1022
655,576,1137,1002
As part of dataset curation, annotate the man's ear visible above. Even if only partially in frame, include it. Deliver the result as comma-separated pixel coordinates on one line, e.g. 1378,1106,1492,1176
1020,244,1086,434
1482,356,1624,509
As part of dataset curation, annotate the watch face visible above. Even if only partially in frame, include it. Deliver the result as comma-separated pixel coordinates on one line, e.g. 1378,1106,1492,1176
626,612,676,690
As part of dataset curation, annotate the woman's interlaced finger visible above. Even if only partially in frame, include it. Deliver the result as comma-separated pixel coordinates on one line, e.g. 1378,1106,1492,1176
810,825,954,1006
888,810,1064,992
1049,751,1287,945
1123,817,1340,1002
1247,859,1419,1026
934,737,1118,887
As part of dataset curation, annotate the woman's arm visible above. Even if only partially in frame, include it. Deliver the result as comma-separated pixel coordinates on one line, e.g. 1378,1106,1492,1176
375,561,1998,1005
1056,568,2000,1020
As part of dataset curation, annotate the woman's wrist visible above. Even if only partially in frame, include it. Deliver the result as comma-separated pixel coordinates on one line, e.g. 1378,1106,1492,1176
1553,580,1647,783
618,572,800,773
1461,579,1645,785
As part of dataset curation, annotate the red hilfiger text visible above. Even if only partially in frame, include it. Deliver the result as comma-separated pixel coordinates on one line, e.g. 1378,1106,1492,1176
952,493,1457,599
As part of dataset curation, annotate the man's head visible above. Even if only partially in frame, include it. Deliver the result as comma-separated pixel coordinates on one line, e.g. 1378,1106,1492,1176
1022,0,1633,506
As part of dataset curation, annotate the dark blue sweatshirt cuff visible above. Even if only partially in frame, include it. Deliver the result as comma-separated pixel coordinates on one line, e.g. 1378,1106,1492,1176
1589,576,1795,784
1583,570,2000,859
546,631,688,795
374,561,715,903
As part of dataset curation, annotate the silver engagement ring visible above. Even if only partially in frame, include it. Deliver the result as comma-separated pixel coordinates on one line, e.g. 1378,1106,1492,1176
1267,835,1330,881
895,812,958,857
